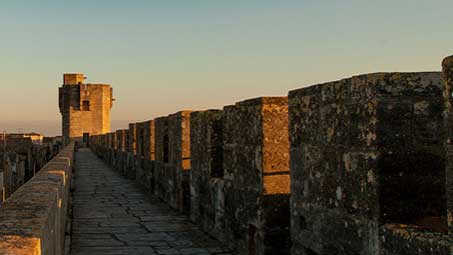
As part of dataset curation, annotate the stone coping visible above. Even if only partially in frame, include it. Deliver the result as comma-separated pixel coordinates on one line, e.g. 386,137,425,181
0,142,75,255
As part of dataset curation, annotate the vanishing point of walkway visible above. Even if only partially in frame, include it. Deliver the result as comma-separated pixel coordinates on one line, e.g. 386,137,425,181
70,148,232,255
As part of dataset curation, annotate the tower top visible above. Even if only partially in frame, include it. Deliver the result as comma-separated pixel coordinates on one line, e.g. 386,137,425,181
63,73,86,85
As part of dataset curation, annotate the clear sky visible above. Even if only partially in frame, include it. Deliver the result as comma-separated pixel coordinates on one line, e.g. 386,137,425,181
1,0,452,136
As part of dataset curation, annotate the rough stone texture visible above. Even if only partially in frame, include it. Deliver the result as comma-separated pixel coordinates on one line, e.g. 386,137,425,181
223,97,290,255
82,62,453,255
2,152,26,198
108,132,117,168
128,123,137,155
70,148,231,255
154,112,192,213
0,142,74,255
126,123,137,179
134,122,146,184
135,122,145,159
289,72,451,255
114,130,127,174
59,74,113,145
115,130,128,176
168,111,192,214
135,120,156,191
442,55,453,237
0,137,58,200
143,120,156,161
380,225,451,255
154,116,172,203
190,110,225,241
116,130,127,153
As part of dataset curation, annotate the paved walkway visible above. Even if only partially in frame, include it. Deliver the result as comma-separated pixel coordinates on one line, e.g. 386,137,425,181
70,148,231,255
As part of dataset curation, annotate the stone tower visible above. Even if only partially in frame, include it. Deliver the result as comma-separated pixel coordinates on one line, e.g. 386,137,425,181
59,73,113,144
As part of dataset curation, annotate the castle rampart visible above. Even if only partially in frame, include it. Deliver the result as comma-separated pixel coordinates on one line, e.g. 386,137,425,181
87,56,453,255
289,72,448,255
59,74,113,145
0,142,74,255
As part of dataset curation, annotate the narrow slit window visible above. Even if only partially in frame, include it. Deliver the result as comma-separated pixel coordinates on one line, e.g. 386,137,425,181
163,134,169,163
82,100,90,111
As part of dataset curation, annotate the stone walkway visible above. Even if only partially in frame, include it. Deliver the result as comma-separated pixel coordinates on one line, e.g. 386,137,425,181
70,148,231,255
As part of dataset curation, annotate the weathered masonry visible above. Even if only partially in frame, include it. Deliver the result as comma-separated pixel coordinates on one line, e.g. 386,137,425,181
443,56,453,237
223,97,290,255
0,142,74,255
91,99,292,254
135,120,155,189
190,110,224,241
59,73,113,145
0,136,61,202
126,123,137,179
88,56,453,255
289,72,451,255
153,111,192,212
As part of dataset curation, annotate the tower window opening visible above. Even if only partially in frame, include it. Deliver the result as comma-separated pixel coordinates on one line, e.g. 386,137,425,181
82,100,90,111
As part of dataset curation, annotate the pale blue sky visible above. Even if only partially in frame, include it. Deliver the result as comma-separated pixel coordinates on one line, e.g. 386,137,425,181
0,1,452,135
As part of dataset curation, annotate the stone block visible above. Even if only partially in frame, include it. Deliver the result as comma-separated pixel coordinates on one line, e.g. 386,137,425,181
0,142,75,255
289,72,450,255
223,97,290,255
190,110,225,241
126,123,137,179
154,111,192,212
442,55,453,236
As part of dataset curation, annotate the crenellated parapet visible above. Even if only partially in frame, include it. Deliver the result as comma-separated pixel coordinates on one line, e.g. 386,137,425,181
189,109,224,240
152,111,192,212
289,72,449,255
223,97,290,254
0,136,61,201
88,56,453,255
0,142,75,255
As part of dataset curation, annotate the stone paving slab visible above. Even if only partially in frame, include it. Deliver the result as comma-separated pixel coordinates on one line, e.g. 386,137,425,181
70,149,232,255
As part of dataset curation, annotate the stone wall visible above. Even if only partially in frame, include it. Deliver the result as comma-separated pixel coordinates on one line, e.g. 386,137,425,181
168,111,192,213
190,110,225,241
135,120,155,189
154,116,170,203
289,72,450,255
0,137,60,201
223,97,290,255
115,129,128,175
153,111,191,212
126,123,137,179
59,74,113,144
88,56,453,255
143,120,156,161
91,98,291,254
0,142,74,255
442,56,453,237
